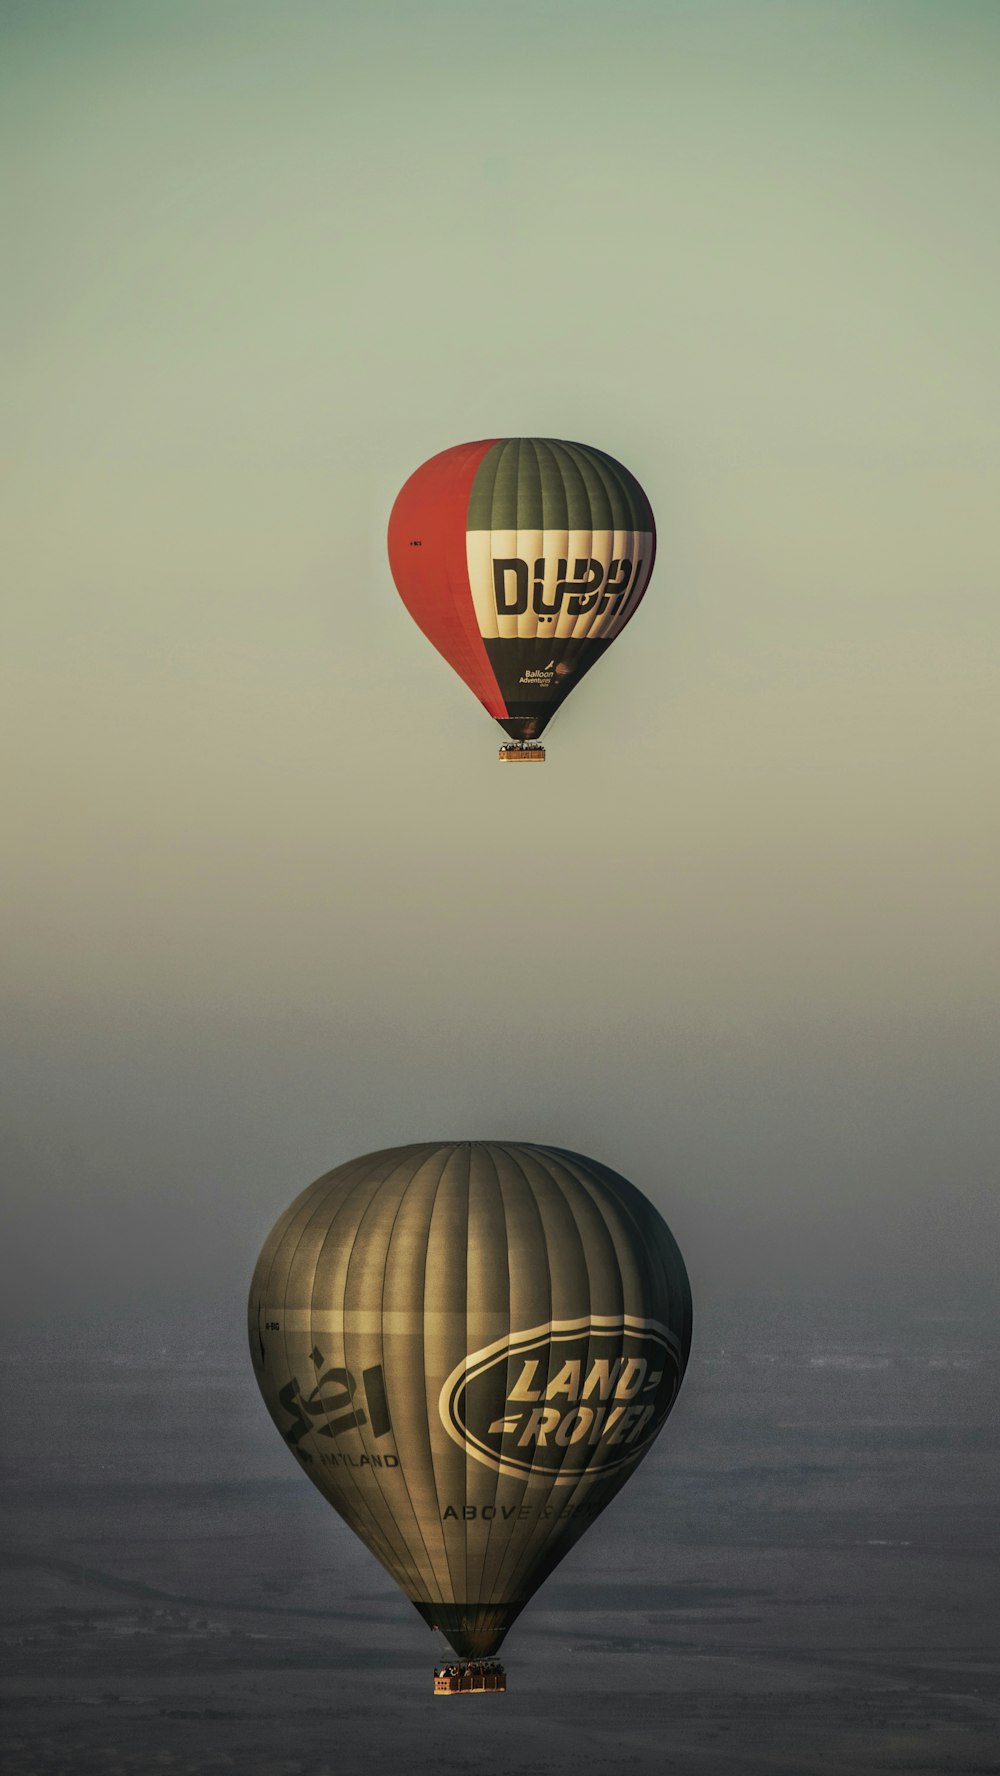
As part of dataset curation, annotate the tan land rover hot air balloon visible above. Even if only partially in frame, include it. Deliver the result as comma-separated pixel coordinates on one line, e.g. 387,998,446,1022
249,1142,692,1692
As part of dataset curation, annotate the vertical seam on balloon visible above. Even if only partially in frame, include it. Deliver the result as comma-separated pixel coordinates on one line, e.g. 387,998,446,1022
530,435,550,649
510,438,527,647
462,1138,483,1615
371,1150,445,1598
491,440,516,703
316,1157,422,1591
465,1136,476,1626
500,1143,588,1605
465,443,501,648
564,444,642,646
389,440,506,717
587,444,622,643
538,436,571,667
554,442,594,663
593,445,644,532
342,1146,447,1603
390,1142,457,1606
574,1150,691,1378
531,1146,603,1512
594,445,638,530
485,1141,555,1610
561,438,609,529
399,1136,458,1612
549,1146,690,1380
456,441,505,696
479,1142,533,1616
506,1146,591,1598
612,529,655,642
578,440,598,653
469,1141,509,1621
522,1145,594,1496
478,1143,546,1612
259,1169,342,1463
528,1146,636,1540
459,1141,473,1615
421,1143,468,1615
522,437,539,644
552,1152,691,1498
493,1144,604,1610
446,446,492,701
309,1155,420,1584
277,1160,370,1387
282,1158,403,1580
560,440,605,648
466,437,503,531
463,442,507,714
595,445,628,643
590,447,654,640
523,1160,664,1603
376,1146,451,1606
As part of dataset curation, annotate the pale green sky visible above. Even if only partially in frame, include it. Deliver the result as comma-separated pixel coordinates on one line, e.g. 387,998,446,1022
2,0,998,1330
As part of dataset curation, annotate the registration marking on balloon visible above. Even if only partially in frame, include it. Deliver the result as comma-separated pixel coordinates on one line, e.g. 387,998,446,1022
440,1315,682,1483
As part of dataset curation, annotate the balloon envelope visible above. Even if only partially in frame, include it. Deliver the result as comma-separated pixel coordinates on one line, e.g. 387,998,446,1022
249,1141,691,1657
387,440,656,741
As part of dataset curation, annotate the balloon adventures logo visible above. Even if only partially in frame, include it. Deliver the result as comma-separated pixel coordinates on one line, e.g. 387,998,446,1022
440,1315,682,1483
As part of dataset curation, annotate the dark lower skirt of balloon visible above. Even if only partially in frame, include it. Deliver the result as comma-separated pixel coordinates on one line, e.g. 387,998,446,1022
496,714,549,741
485,636,612,741
413,1599,526,1658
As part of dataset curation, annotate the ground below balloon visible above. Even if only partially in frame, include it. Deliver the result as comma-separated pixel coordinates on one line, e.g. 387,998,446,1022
3,1307,998,1776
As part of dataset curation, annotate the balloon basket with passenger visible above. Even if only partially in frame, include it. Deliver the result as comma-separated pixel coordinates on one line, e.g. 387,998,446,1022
433,1659,507,1695
498,741,546,763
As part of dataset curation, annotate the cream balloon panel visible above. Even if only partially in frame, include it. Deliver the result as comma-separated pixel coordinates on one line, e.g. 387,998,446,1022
467,528,654,643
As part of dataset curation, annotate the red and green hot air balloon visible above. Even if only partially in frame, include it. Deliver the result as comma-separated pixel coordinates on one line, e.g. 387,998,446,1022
387,439,656,759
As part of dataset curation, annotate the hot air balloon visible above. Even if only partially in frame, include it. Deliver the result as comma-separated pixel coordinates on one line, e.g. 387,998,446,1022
387,440,656,760
248,1141,691,1688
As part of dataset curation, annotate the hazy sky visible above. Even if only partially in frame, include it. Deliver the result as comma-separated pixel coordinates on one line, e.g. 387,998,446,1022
3,0,998,1336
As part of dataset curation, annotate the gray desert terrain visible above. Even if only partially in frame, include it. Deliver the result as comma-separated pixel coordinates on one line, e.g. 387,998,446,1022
3,1303,998,1775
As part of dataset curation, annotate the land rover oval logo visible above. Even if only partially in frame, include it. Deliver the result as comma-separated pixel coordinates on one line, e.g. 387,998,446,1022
439,1315,682,1482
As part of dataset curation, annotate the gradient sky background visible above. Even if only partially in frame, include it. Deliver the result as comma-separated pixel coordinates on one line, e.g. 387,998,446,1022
3,0,998,1341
